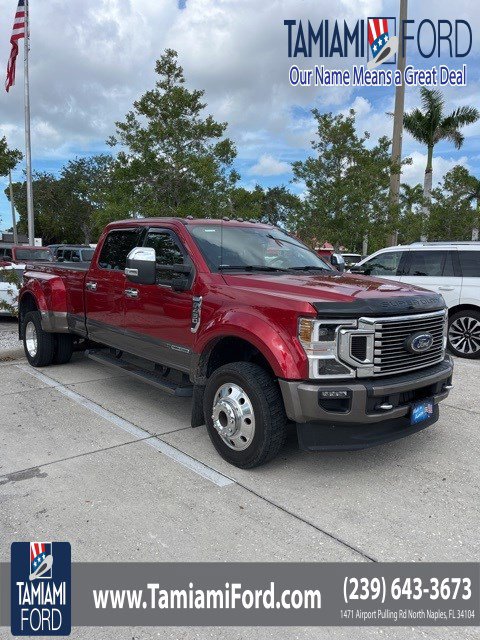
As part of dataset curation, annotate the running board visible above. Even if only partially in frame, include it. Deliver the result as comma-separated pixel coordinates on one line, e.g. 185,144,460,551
86,349,193,397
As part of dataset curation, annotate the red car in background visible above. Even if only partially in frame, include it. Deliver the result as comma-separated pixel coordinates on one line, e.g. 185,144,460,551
0,245,53,267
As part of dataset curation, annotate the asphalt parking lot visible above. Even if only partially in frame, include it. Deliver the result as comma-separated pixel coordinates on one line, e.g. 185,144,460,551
1,347,479,640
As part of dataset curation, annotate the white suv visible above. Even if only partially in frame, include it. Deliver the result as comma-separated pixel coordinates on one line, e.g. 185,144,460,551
351,242,480,359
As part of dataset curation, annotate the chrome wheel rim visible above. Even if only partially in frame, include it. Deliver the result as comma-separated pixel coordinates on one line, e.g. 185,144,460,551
449,316,480,355
25,321,38,357
212,383,255,451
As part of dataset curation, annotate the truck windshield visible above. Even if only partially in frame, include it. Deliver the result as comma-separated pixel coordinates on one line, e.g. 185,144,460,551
188,225,333,273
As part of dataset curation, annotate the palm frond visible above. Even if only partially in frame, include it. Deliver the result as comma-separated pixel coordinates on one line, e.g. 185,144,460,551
403,110,429,144
437,128,464,149
442,105,480,129
420,87,445,125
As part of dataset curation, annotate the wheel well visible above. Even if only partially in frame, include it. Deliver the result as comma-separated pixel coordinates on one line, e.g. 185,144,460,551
18,293,38,339
448,304,480,319
204,337,275,379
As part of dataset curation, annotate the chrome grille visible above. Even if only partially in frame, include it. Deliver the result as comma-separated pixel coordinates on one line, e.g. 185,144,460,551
372,311,446,376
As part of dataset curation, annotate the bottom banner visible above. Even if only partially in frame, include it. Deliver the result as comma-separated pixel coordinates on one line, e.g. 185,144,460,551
1,561,479,632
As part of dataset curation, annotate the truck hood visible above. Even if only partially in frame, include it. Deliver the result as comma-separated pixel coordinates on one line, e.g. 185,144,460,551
221,272,446,316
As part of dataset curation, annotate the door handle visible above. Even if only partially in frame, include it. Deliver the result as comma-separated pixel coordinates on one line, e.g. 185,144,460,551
85,281,97,292
438,286,454,291
125,288,139,299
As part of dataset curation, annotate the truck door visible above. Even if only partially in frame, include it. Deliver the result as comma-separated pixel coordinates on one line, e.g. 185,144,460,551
123,227,195,372
84,228,143,347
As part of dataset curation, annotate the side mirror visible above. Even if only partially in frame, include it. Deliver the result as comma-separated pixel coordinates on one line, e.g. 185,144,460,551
125,247,156,285
330,254,345,273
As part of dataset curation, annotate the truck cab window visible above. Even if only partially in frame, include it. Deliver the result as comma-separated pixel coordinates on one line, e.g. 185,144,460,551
144,231,186,285
98,229,142,270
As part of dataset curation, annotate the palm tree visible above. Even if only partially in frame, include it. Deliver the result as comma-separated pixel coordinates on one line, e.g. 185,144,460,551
403,88,479,218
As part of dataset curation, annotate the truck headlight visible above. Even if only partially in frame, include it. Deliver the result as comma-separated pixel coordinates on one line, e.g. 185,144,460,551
298,318,356,379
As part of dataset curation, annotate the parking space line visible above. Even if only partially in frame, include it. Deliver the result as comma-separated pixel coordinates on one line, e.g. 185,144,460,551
16,364,235,488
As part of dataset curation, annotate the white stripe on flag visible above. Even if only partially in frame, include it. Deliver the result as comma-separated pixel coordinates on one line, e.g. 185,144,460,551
369,19,377,40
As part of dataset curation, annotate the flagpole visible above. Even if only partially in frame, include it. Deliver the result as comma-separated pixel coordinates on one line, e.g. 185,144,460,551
23,0,34,245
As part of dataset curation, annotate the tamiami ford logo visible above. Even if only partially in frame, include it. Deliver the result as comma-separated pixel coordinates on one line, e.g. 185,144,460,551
10,542,71,636
285,16,472,88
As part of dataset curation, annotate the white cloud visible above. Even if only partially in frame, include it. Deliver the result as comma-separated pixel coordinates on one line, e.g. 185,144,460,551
248,154,290,176
401,151,471,187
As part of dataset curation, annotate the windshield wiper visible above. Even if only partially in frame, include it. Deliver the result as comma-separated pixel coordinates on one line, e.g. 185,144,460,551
218,265,290,272
288,266,332,272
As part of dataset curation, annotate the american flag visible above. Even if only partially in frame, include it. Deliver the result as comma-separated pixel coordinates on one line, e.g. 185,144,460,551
5,0,26,92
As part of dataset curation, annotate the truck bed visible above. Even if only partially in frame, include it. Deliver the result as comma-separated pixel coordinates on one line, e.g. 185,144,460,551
23,262,89,323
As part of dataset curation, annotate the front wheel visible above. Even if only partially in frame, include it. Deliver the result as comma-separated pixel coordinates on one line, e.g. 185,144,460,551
204,362,287,468
23,311,55,367
448,310,480,359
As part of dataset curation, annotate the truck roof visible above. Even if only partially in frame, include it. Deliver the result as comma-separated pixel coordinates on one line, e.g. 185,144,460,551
105,217,274,230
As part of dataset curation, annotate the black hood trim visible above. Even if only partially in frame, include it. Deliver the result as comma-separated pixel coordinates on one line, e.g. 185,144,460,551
312,294,446,318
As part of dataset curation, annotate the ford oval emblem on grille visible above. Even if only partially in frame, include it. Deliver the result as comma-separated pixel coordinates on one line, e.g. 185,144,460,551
405,332,434,354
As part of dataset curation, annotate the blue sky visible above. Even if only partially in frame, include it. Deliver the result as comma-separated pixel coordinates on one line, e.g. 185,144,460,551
0,0,478,234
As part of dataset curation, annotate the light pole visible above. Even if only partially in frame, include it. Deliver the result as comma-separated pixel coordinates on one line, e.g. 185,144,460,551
389,0,408,246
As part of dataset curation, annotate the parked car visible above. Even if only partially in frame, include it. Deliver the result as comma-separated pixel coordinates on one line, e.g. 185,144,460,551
342,252,363,268
47,244,63,255
55,245,95,263
18,218,453,468
0,265,23,315
0,245,53,266
350,242,480,358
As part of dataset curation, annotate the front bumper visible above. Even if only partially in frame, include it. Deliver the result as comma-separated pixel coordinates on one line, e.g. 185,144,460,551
279,357,453,451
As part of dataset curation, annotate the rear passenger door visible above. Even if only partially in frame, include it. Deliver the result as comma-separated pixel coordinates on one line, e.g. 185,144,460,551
400,250,461,309
85,228,144,346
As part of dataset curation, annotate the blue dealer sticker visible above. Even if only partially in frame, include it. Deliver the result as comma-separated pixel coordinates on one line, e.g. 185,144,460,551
411,399,434,425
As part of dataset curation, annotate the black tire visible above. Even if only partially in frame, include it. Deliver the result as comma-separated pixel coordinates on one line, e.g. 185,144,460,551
54,334,74,365
448,309,480,359
204,362,287,468
23,311,55,367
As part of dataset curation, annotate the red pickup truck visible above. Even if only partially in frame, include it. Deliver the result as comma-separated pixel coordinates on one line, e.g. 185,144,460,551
19,218,453,468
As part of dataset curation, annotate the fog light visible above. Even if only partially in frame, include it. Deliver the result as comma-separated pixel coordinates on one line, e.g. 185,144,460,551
319,390,350,399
